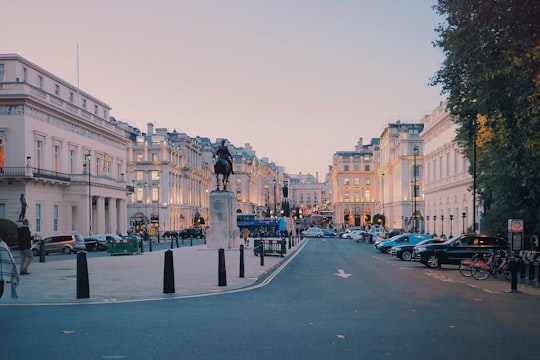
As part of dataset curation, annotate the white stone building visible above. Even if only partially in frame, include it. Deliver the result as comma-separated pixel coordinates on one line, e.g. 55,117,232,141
421,103,474,237
0,54,129,237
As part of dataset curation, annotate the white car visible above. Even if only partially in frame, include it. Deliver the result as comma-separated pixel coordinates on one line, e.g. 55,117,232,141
342,230,366,240
302,227,325,238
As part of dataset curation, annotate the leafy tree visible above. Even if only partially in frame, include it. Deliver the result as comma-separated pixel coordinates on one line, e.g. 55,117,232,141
431,0,540,234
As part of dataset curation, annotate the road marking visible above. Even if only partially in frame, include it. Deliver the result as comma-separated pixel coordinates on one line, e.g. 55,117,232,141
335,269,352,278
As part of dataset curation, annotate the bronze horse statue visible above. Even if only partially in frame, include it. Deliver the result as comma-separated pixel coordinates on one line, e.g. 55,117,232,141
214,157,231,191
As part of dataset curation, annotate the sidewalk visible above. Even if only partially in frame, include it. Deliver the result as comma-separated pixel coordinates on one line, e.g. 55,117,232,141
0,238,306,305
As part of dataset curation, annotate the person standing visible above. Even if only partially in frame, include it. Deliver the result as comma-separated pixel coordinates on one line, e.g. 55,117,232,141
17,219,33,275
18,193,28,221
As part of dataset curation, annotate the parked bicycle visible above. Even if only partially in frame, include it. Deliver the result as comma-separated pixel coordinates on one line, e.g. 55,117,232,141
459,252,489,277
471,250,511,280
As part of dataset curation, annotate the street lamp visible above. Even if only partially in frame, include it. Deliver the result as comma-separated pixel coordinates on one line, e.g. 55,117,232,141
449,214,454,238
433,215,437,237
441,215,445,238
84,151,92,235
426,216,430,235
462,212,467,234
156,175,160,244
412,146,419,233
273,179,277,219
381,172,385,218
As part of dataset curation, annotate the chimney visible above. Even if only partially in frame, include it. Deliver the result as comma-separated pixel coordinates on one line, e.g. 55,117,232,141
147,122,154,136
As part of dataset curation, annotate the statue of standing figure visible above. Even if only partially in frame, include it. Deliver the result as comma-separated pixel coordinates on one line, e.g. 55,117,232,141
18,194,27,222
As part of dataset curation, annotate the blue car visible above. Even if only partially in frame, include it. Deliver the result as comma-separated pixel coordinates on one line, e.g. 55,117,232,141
375,233,432,254
324,230,337,237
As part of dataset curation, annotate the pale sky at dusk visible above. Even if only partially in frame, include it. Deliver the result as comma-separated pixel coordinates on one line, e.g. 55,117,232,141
4,0,445,178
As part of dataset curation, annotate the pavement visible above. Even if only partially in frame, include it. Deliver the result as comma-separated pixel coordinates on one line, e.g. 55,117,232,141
0,238,307,306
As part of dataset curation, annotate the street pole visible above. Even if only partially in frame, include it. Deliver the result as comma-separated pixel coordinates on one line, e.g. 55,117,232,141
85,151,92,236
413,146,418,233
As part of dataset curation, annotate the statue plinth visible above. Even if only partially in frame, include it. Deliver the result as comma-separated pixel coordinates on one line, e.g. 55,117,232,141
206,191,239,249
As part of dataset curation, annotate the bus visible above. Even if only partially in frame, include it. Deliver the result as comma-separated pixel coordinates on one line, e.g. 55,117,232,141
309,214,325,227
237,214,279,236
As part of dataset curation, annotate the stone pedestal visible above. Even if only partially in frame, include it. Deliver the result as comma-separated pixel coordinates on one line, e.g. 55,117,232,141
206,191,239,249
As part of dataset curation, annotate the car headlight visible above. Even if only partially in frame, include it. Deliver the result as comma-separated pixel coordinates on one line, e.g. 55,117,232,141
415,247,426,252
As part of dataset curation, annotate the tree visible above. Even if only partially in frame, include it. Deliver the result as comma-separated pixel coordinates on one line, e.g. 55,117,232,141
431,0,540,234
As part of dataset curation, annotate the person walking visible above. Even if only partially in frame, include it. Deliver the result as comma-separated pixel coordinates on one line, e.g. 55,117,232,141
243,227,249,247
17,219,33,275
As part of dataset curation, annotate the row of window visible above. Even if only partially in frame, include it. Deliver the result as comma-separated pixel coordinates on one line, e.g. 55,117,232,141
0,203,58,234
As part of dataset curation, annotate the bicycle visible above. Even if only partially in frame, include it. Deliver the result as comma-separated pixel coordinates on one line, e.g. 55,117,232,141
459,252,490,277
471,251,511,280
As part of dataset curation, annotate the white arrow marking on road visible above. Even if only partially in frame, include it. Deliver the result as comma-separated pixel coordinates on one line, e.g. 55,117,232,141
335,269,352,278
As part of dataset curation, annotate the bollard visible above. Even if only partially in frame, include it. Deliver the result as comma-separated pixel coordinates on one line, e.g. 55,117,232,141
140,237,144,254
239,245,245,278
288,236,291,250
525,261,530,286
76,251,90,299
218,248,227,286
260,240,265,266
509,258,519,293
163,250,175,294
190,236,193,247
281,239,286,257
534,261,539,288
149,236,153,252
39,239,45,263
175,236,179,248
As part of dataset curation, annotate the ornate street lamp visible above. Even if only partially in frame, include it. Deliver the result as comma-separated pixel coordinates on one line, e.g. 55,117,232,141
449,214,454,238
441,215,445,238
426,216,430,235
433,215,437,237
461,212,467,234
84,151,92,235
413,146,419,233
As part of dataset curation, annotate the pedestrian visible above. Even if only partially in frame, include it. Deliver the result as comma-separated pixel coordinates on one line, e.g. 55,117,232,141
243,227,249,247
17,219,34,275
0,236,19,298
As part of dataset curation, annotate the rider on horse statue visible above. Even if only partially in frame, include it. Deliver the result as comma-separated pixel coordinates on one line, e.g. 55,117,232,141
215,139,234,174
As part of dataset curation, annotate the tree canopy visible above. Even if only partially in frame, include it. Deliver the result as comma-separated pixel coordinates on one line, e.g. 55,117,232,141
431,0,540,235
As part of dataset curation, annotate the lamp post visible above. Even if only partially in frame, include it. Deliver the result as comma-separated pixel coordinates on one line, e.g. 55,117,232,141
433,215,437,237
412,146,418,233
84,151,92,235
156,175,160,244
426,216,430,235
273,179,277,219
441,215,445,238
381,172,385,227
462,212,466,234
449,214,454,238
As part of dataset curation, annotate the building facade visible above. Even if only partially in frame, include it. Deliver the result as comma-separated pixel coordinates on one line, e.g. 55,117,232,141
0,54,129,237
421,103,474,237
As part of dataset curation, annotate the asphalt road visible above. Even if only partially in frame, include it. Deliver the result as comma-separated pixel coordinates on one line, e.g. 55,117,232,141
2,238,538,360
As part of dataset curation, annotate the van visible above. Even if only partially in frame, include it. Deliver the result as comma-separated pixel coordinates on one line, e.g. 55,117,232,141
375,233,432,254
369,227,385,238
32,233,86,256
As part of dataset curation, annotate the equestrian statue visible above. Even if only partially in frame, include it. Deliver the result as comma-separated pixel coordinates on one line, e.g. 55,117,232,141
214,139,234,191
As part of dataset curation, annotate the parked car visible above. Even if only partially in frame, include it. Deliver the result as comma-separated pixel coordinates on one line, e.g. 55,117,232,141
179,228,203,239
121,235,142,246
386,228,404,238
369,227,385,238
323,230,337,237
375,233,432,254
88,234,122,251
412,233,509,268
83,237,98,251
391,238,446,261
342,229,365,239
32,234,86,256
302,227,325,238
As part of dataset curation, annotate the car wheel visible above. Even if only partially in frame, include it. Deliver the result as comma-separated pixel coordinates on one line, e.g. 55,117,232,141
63,247,72,255
401,251,412,261
386,247,392,255
426,254,439,268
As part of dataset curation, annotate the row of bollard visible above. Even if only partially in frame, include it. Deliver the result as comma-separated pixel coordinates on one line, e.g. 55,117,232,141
75,242,253,299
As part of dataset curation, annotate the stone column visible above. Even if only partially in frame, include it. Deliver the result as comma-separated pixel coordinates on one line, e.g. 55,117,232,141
206,191,239,249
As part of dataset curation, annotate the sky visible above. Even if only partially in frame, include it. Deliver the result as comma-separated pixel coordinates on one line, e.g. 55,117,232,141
4,0,445,178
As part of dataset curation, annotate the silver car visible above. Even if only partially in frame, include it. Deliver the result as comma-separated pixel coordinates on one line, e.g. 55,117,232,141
32,233,86,256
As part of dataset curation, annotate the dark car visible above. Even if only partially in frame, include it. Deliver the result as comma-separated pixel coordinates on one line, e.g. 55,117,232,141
386,228,404,238
391,238,446,261
179,228,203,239
412,233,508,268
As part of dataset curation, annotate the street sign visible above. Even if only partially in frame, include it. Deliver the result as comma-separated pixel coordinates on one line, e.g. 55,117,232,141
508,219,524,233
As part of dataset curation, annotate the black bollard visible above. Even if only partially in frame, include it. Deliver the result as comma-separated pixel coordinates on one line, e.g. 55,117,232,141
175,236,179,248
239,245,245,278
218,248,227,286
39,239,45,263
149,236,153,252
260,240,265,266
510,258,519,293
163,250,175,294
190,236,193,247
76,251,90,299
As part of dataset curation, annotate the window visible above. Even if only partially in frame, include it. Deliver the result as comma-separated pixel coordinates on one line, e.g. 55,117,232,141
365,178,371,186
23,67,27,82
0,139,4,172
38,75,43,89
82,99,87,109
54,145,61,173
136,187,143,202
136,154,143,162
344,178,349,186
344,192,350,201
70,149,76,174
364,154,370,161
344,164,349,171
136,170,143,181
0,64,4,82
69,92,74,103
151,171,159,180
35,204,42,233
365,190,371,201
53,205,59,232
152,153,158,162
354,178,360,185
152,186,159,202
364,165,370,171
55,84,60,96
35,139,43,169
94,105,98,115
